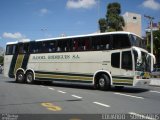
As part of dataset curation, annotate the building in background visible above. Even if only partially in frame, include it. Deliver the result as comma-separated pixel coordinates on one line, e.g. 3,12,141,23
123,12,142,37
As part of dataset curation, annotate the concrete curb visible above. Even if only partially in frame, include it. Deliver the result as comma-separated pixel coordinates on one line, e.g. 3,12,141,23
150,78,160,86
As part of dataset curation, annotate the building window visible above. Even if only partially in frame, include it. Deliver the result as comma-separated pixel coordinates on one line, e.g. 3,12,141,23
133,17,137,20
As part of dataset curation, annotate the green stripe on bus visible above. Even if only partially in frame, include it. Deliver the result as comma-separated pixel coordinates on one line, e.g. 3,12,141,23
35,73,93,81
35,71,93,77
35,77,92,83
14,54,24,74
113,79,133,83
113,79,133,86
112,76,134,80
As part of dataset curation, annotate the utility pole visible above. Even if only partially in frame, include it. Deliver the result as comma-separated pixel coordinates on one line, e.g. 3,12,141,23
144,15,154,71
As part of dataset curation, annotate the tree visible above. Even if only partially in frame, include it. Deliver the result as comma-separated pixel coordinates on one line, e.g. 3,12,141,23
98,18,107,33
147,29,160,62
153,30,160,62
98,2,125,32
0,56,4,65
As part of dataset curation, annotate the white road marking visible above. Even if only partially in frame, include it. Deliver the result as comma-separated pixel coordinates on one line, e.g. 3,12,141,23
114,93,144,99
129,112,157,120
48,87,55,90
93,102,110,108
57,90,66,94
40,85,45,87
71,95,83,99
150,90,160,94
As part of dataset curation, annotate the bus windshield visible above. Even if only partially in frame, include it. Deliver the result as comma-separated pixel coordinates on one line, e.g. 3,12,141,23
130,34,143,47
134,50,151,72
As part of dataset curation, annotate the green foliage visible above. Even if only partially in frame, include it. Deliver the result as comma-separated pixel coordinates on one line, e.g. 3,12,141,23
99,18,107,33
0,56,4,65
153,30,160,57
98,2,125,32
107,2,121,15
147,30,160,61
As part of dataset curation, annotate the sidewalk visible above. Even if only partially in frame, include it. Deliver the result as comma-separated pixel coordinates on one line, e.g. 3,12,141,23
150,78,160,86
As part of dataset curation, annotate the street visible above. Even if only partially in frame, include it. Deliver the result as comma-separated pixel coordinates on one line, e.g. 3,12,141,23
0,74,160,120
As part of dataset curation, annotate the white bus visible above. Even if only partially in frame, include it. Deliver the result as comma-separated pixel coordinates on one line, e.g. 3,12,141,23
4,32,155,90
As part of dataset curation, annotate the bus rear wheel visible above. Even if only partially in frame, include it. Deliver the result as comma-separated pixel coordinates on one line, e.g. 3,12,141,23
26,72,34,84
16,71,25,83
98,74,110,90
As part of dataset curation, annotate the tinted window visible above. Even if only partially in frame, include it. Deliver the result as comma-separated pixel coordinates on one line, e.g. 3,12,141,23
130,34,142,47
72,37,91,51
57,39,71,52
41,41,52,53
18,43,29,54
5,45,17,55
122,51,133,70
29,42,42,53
112,34,130,49
92,35,110,50
111,52,120,68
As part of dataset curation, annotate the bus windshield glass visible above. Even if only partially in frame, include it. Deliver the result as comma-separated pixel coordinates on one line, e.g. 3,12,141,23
134,50,151,72
130,34,143,47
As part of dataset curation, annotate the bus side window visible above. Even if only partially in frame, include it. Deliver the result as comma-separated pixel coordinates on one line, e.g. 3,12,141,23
100,35,110,50
111,52,120,68
41,42,49,53
63,40,70,52
78,39,84,51
85,39,89,50
122,51,133,70
29,42,40,53
112,34,131,49
56,41,62,52
5,45,17,55
73,40,78,51
18,43,29,54
49,42,56,52
92,36,100,50
30,42,42,53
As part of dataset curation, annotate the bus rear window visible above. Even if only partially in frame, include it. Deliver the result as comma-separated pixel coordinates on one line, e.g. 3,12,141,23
5,45,17,55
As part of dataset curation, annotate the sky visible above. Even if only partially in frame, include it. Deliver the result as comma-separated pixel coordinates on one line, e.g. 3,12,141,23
0,0,160,48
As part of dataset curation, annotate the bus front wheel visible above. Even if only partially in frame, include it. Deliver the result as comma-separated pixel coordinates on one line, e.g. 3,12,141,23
26,72,34,84
98,74,110,90
16,71,25,83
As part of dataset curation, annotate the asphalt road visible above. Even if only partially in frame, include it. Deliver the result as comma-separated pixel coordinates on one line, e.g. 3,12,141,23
0,74,160,120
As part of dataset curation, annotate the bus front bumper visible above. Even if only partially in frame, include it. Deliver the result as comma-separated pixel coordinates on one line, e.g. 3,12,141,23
133,79,151,87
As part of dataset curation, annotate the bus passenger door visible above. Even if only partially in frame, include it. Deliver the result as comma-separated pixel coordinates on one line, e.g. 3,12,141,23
119,50,134,86
111,52,122,82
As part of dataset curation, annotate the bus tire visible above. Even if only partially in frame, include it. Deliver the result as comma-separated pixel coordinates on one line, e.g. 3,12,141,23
98,74,110,90
16,71,25,83
26,72,34,84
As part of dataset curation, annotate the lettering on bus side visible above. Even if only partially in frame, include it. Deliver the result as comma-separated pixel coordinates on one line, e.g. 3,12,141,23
48,55,70,59
32,54,80,60
33,56,46,60
72,55,80,59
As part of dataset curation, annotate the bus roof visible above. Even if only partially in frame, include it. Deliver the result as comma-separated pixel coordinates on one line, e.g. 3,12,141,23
6,31,142,45
6,39,30,45
35,31,142,42
6,41,18,45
